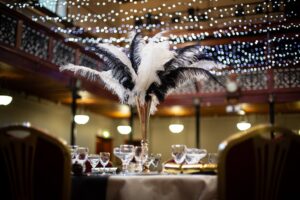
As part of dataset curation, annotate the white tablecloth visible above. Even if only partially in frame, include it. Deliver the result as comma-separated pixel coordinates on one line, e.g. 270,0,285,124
106,174,217,200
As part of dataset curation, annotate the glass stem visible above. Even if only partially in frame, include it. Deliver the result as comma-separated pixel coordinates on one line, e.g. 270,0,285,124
122,162,127,174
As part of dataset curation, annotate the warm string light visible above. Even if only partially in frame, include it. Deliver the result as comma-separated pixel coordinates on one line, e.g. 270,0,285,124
29,5,287,28
29,1,285,24
8,0,296,27
47,13,288,35
63,35,300,72
4,0,299,73
7,0,298,40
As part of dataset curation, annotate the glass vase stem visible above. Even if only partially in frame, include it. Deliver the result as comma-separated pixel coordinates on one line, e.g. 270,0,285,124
135,97,152,148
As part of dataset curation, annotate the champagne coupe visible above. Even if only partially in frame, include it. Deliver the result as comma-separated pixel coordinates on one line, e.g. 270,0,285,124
185,148,207,164
171,144,187,164
88,154,100,173
99,152,110,174
119,144,135,174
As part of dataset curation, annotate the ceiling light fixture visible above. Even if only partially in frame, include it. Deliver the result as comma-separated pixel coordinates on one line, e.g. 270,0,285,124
236,121,251,131
169,123,184,134
117,125,132,135
74,114,90,125
0,95,13,106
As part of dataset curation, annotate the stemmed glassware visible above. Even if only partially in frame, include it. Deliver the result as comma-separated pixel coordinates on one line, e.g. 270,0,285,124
99,152,110,174
76,147,89,172
134,146,148,172
185,148,207,164
119,144,135,174
113,147,121,159
151,153,162,169
171,144,187,164
208,153,218,165
69,145,78,164
88,154,100,173
143,153,162,172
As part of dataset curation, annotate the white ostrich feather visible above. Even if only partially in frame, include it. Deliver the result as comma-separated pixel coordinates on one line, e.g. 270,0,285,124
189,60,225,72
60,64,130,103
99,70,132,103
59,63,102,81
150,95,159,114
148,31,167,43
134,41,175,95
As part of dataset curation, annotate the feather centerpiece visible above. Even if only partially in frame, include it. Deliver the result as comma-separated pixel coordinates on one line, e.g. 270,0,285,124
60,32,225,113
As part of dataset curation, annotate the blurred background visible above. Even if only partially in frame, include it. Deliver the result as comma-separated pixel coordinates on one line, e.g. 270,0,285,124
0,0,299,162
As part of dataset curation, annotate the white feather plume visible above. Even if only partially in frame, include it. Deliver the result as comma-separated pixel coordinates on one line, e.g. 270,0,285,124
59,63,102,81
134,41,175,96
59,64,131,103
189,60,225,72
99,71,132,103
148,31,167,43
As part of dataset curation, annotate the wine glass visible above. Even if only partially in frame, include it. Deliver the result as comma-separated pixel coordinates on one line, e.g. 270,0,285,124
76,147,89,172
171,144,187,164
99,152,110,174
134,146,148,173
208,153,218,165
151,153,162,168
88,154,100,173
119,144,135,174
69,145,78,164
185,148,207,164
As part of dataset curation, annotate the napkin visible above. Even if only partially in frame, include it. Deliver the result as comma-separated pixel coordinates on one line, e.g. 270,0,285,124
162,159,217,174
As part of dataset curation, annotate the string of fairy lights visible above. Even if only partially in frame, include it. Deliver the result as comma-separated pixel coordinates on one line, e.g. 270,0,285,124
5,0,300,71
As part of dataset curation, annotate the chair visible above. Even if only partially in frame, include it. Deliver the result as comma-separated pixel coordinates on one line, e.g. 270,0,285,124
218,124,300,200
0,125,71,200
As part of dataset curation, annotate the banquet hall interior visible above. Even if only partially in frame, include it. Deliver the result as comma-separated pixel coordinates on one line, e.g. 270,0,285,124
0,0,300,195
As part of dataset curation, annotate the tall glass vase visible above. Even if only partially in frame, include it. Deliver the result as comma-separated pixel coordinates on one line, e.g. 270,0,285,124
135,96,152,161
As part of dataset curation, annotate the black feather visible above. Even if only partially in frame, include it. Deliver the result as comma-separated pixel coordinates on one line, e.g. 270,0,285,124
129,32,143,73
147,67,225,102
89,45,135,90
164,45,215,71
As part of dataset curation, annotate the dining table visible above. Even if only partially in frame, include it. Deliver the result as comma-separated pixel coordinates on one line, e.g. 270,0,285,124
71,173,217,200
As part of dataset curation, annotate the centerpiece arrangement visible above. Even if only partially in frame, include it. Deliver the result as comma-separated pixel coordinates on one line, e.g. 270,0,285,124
60,31,224,154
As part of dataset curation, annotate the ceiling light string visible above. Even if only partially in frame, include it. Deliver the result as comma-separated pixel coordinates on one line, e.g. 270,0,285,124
10,1,291,28
51,15,296,38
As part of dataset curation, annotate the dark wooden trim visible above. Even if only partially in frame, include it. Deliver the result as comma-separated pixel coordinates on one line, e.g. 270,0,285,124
15,19,23,49
0,45,117,100
48,37,53,62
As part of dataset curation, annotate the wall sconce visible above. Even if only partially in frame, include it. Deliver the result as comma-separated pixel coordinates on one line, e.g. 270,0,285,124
169,123,184,134
74,114,90,125
117,125,132,135
0,95,13,106
102,130,111,138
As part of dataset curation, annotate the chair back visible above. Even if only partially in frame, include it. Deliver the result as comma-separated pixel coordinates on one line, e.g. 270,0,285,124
218,124,300,200
0,125,71,200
